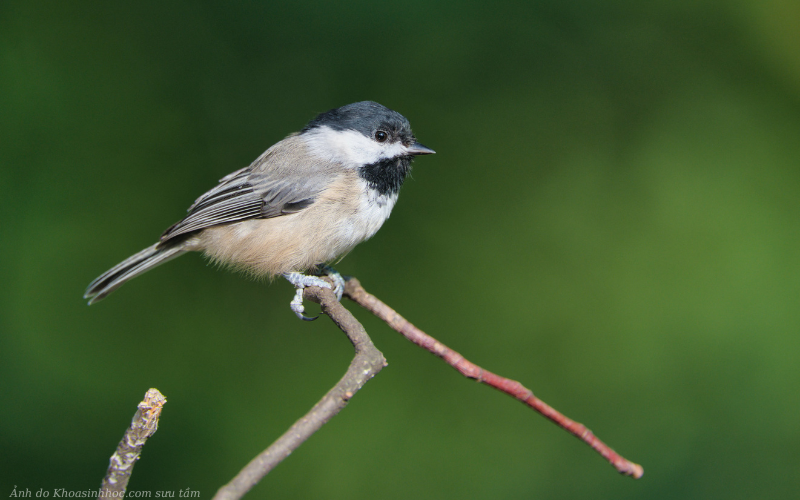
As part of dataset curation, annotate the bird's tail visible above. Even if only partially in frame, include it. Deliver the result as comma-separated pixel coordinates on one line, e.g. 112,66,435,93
84,242,187,304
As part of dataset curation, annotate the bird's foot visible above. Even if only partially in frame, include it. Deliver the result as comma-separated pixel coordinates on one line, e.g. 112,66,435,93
283,273,332,321
318,265,345,301
283,267,346,321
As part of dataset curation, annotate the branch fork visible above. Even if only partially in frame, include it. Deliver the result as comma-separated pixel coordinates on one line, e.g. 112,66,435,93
102,276,642,500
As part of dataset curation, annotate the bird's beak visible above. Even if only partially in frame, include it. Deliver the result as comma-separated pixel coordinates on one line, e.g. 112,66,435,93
406,142,436,156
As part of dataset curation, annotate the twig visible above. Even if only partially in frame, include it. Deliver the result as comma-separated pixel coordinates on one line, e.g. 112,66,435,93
99,388,167,499
213,285,387,500
344,277,644,479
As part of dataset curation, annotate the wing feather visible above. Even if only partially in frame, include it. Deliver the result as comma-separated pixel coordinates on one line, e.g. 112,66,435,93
160,137,336,242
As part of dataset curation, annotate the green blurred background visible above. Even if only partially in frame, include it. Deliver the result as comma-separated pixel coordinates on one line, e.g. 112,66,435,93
2,0,799,498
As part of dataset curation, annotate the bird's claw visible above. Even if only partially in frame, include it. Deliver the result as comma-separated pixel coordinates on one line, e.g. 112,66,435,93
283,272,338,321
320,265,345,301
289,287,319,321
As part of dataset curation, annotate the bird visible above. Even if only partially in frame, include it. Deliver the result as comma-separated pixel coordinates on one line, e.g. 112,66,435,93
84,101,434,319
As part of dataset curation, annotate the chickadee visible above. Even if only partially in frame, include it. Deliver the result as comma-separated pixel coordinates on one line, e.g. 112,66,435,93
84,101,434,319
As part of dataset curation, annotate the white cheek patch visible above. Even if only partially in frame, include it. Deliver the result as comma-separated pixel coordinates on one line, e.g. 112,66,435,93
303,126,408,166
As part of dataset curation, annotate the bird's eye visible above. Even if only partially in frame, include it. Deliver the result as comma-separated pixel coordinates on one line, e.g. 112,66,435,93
374,130,388,143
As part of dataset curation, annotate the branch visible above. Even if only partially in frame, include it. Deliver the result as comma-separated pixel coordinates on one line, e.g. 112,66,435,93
213,285,387,500
98,388,167,499
344,277,644,479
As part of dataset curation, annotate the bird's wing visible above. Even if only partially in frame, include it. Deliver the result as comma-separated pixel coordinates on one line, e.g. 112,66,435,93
160,138,336,242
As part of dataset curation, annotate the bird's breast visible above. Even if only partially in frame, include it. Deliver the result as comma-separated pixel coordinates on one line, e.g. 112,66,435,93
349,181,398,240
198,174,398,276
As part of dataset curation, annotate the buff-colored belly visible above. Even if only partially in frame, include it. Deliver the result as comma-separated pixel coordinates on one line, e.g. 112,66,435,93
195,177,397,276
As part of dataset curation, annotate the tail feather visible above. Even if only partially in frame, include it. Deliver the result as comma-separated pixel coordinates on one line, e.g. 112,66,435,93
84,243,187,304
